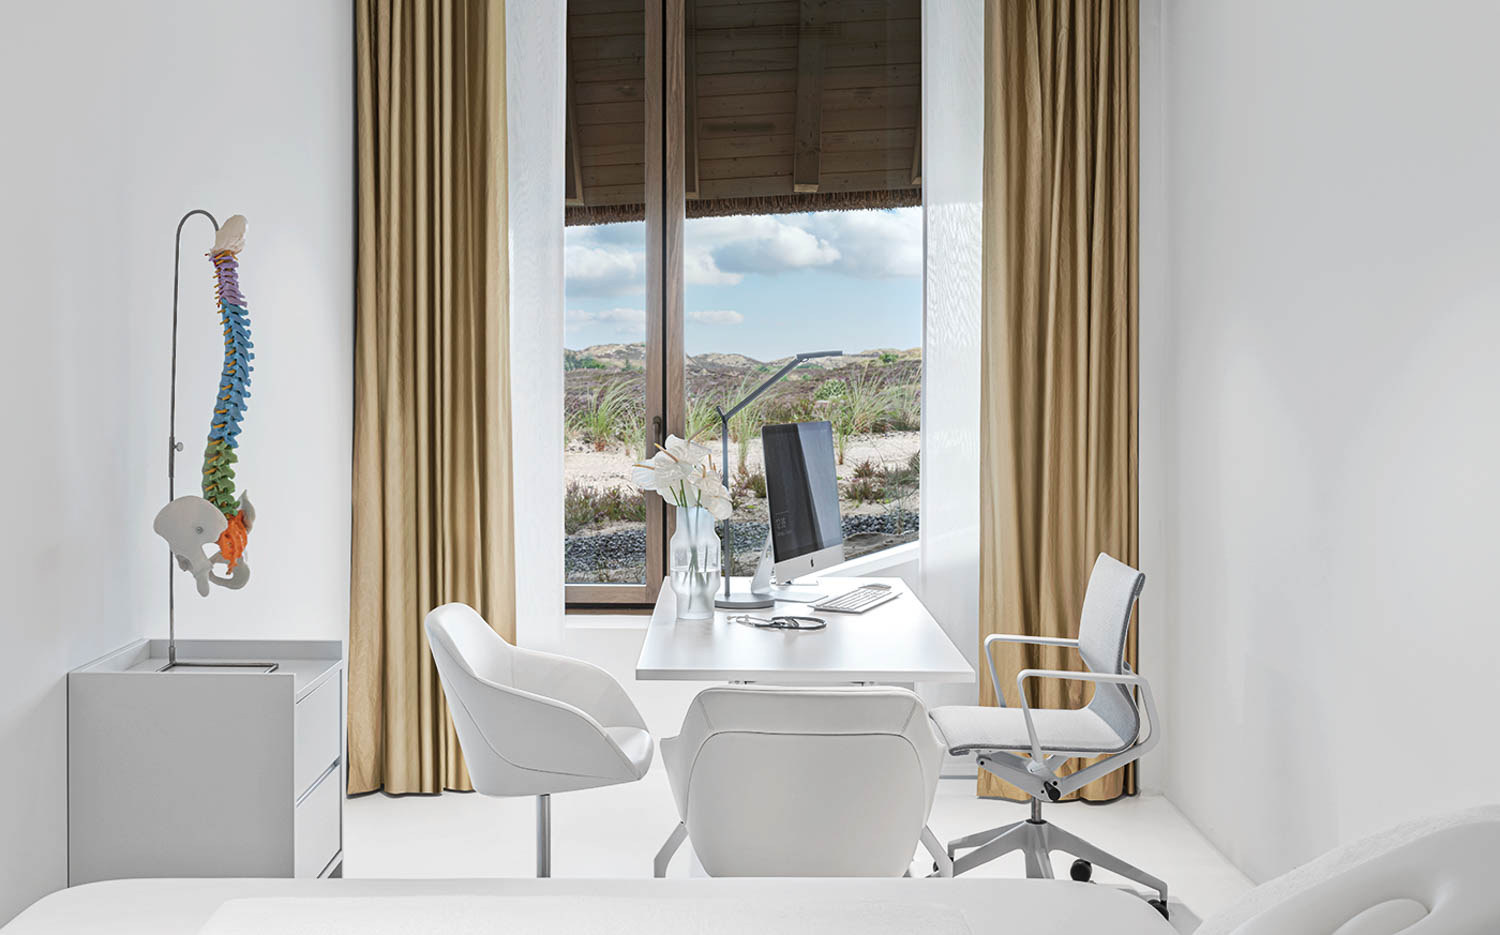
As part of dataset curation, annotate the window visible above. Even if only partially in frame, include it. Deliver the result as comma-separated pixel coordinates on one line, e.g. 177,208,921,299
564,0,921,604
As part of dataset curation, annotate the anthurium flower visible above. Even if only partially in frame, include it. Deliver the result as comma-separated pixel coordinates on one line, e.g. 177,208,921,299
690,468,734,520
633,434,712,498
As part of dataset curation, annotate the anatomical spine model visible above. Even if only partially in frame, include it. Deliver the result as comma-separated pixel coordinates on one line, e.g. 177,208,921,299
153,215,257,596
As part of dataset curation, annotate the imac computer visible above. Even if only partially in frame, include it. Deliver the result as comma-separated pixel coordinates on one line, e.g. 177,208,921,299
761,420,845,584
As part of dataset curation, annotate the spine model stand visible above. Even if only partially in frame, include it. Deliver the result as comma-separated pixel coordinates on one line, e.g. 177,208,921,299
153,215,257,597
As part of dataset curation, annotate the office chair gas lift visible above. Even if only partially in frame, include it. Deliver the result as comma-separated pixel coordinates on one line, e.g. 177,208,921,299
930,554,1168,918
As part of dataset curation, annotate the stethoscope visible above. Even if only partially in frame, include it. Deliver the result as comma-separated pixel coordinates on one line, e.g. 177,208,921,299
729,614,827,631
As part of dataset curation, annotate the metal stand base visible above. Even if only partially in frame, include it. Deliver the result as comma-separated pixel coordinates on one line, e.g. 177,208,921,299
947,803,1167,903
714,595,775,609
536,794,551,878
715,577,775,609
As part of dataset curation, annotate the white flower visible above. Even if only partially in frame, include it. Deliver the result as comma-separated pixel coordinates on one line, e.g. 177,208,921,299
633,434,712,500
688,466,734,520
662,434,710,467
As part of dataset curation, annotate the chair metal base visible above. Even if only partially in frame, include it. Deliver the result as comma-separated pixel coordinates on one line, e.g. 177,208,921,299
536,794,551,878
947,801,1167,903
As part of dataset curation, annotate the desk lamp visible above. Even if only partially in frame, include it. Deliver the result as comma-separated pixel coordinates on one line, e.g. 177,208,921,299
714,349,841,609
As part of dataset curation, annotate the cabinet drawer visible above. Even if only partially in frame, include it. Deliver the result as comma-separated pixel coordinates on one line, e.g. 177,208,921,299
294,766,341,878
294,675,340,798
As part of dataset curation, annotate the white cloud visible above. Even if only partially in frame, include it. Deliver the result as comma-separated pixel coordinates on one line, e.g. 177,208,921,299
688,309,744,325
795,208,922,278
565,207,921,301
689,214,841,276
684,249,743,286
566,307,645,337
565,224,646,296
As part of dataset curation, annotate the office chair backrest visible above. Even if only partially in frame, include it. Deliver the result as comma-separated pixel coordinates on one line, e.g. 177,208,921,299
1078,553,1146,744
424,603,525,795
665,685,945,877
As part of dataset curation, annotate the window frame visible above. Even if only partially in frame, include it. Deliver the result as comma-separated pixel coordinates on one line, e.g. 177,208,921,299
564,0,686,608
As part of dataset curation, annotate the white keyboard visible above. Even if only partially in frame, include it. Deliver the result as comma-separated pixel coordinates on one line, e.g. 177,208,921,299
811,584,899,614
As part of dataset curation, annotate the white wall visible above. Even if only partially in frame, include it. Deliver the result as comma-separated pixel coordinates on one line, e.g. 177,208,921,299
0,0,352,922
1157,0,1500,882
1136,0,1171,794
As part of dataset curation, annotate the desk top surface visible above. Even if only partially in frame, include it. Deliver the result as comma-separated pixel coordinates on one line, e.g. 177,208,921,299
636,576,974,684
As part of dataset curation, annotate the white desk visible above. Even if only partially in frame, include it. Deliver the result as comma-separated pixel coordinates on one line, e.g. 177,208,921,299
636,576,973,684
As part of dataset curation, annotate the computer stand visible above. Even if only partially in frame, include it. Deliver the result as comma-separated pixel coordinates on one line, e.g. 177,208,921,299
715,532,827,608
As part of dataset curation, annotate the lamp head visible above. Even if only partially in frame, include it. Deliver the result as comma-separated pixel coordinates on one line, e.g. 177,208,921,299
796,350,842,361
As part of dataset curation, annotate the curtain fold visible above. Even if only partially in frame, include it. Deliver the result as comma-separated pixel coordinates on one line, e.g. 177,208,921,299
978,0,1139,803
348,0,514,795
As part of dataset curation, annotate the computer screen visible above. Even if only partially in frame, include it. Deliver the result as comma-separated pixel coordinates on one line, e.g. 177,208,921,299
761,421,844,577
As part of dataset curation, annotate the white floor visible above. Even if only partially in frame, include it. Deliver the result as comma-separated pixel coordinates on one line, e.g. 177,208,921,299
346,774,1251,934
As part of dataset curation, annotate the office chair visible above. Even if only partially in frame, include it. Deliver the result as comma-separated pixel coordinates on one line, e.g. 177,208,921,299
654,684,951,878
930,553,1168,916
425,603,654,877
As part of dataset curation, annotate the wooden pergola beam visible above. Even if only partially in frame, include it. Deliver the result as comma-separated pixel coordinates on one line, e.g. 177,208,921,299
793,0,826,193
565,57,585,206
684,0,699,199
910,111,922,186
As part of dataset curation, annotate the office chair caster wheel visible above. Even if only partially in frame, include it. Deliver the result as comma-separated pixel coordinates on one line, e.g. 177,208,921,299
1070,858,1092,882
1148,898,1169,919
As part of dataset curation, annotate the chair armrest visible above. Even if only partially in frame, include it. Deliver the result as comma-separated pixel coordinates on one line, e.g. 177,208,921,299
513,649,648,732
1014,668,1156,763
982,633,1080,706
454,675,641,780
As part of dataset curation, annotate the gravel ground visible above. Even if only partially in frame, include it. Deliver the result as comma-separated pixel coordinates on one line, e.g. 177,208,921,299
566,509,919,583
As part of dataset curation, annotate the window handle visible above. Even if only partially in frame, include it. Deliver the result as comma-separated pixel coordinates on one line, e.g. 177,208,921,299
652,415,664,451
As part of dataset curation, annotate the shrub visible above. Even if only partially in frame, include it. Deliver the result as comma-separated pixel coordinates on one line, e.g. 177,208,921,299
814,378,848,401
731,466,767,501
724,377,769,470
886,383,921,431
686,395,722,446
564,482,646,534
564,351,606,371
567,381,636,451
827,367,891,464
843,474,885,506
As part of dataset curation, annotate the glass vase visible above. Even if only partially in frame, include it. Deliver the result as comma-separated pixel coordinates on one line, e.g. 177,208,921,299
669,505,721,620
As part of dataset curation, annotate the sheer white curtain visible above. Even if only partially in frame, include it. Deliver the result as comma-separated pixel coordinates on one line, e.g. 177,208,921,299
506,0,566,651
918,0,985,710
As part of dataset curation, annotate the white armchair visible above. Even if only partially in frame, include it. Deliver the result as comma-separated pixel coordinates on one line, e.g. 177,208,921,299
655,684,950,878
425,603,653,876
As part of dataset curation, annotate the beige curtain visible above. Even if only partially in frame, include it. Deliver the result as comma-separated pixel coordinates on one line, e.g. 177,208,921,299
978,0,1139,803
348,0,514,795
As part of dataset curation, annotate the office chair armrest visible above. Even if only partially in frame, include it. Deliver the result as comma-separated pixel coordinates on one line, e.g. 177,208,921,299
982,634,1080,707
514,649,649,733
1014,668,1157,764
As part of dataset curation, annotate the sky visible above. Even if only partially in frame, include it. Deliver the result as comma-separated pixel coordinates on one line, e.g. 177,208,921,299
564,206,922,360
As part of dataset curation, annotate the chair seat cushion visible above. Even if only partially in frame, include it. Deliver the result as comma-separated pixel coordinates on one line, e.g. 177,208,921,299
930,705,1132,756
605,726,655,776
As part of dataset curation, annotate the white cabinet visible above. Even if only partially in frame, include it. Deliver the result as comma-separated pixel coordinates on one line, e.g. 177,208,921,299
68,639,345,885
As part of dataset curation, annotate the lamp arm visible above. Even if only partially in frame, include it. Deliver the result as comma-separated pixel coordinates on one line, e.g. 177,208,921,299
721,352,819,422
